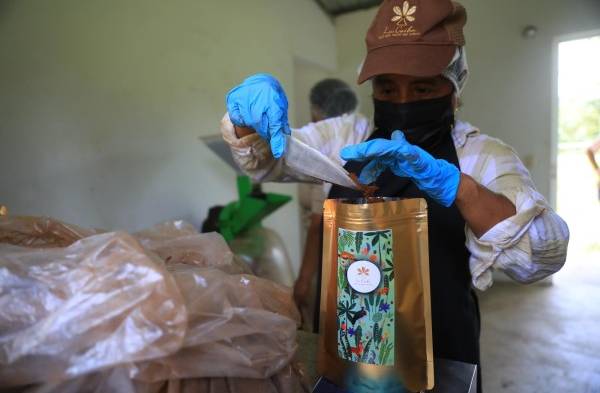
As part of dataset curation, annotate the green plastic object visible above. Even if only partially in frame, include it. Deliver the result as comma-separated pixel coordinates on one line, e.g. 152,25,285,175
218,176,291,242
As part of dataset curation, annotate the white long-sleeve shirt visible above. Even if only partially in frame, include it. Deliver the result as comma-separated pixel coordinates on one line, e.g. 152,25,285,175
221,112,569,291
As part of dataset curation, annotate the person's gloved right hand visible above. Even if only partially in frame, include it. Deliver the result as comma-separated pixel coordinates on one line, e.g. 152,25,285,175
226,73,291,159
340,130,461,207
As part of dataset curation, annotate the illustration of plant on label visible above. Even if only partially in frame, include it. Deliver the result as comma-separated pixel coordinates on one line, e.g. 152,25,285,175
336,228,394,366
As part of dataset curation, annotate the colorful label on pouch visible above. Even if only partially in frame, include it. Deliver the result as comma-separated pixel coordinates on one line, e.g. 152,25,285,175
336,228,395,366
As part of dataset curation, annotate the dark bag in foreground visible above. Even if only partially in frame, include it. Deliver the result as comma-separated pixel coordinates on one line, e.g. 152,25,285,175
318,198,433,392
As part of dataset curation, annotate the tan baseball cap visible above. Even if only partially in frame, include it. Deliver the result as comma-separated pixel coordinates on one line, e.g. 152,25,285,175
357,0,467,84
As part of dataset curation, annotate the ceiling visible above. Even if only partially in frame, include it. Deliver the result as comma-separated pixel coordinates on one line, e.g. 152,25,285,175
314,0,382,16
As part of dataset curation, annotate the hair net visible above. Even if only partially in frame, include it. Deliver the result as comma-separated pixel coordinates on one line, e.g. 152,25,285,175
442,46,469,96
309,78,358,119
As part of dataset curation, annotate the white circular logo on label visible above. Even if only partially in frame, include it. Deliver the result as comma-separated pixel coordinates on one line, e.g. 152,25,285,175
347,260,381,294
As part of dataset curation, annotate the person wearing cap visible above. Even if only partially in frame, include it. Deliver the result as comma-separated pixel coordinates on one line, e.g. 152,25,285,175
221,0,569,391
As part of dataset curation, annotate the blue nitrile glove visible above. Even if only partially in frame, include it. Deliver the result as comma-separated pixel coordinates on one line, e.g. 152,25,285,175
340,130,461,207
226,73,291,159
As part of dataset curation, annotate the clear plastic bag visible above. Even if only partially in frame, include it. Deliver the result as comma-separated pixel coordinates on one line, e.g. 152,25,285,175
285,137,358,190
0,216,97,248
229,226,295,286
23,364,310,393
128,263,300,382
133,220,199,242
134,221,251,274
21,367,164,393
0,217,301,391
0,232,188,387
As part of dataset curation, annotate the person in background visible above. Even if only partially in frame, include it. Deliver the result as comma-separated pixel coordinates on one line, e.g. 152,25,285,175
586,137,600,200
221,1,569,391
296,79,365,331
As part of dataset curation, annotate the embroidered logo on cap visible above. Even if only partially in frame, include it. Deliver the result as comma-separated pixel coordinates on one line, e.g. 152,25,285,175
379,1,420,40
391,1,416,26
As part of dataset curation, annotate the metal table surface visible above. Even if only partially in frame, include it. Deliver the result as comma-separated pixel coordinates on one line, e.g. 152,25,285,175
297,331,476,393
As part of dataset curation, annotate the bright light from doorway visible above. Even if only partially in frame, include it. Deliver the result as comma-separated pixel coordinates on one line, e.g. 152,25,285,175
556,34,600,284
559,36,600,102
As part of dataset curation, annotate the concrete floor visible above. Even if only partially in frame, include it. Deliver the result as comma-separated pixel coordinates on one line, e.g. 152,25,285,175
477,145,600,392
479,255,600,392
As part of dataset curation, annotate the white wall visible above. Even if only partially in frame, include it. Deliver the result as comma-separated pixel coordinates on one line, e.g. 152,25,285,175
334,0,600,201
292,57,333,128
335,8,378,120
0,0,336,274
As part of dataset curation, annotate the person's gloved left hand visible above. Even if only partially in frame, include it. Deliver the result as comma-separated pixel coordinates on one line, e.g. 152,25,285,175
340,130,461,207
226,73,291,159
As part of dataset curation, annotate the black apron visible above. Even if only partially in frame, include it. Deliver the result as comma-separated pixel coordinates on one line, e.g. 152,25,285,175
326,127,482,392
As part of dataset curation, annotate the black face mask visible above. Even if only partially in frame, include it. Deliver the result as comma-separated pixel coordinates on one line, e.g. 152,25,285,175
373,94,455,150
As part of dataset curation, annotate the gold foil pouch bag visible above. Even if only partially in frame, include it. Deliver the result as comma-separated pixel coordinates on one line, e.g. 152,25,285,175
318,198,433,392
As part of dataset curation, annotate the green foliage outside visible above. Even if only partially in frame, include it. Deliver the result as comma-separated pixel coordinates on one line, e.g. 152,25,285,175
560,99,600,143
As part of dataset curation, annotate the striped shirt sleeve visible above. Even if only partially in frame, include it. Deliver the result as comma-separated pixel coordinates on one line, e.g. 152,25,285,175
457,130,570,290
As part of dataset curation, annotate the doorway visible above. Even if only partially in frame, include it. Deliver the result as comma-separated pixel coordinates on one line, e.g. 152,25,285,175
554,32,600,284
